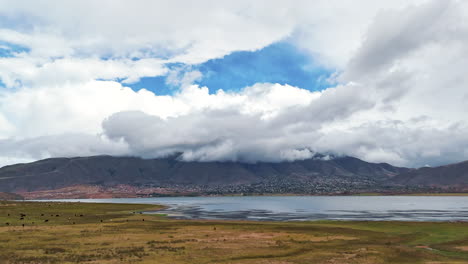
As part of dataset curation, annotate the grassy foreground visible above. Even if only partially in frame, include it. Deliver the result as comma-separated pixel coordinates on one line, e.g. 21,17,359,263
0,202,467,264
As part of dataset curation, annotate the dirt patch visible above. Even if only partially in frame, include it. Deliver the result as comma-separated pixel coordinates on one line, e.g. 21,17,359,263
326,254,358,264
196,231,355,243
193,231,280,249
0,203,18,207
194,231,281,242
416,245,431,249
308,235,356,242
237,233,279,239
455,246,468,251
257,261,294,264
326,248,377,264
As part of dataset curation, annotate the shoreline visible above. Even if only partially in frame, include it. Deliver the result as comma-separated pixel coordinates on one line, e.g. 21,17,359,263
1,201,467,263
23,196,468,223
14,191,468,200
4,200,468,224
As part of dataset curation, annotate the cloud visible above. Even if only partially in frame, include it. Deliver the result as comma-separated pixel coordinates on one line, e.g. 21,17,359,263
165,67,203,88
0,134,128,161
0,1,295,62
0,0,428,78
1,0,468,169
0,57,168,88
0,83,337,163
99,82,373,163
341,0,463,82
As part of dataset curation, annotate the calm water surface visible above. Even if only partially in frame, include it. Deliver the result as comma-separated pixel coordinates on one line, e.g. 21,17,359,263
51,196,468,222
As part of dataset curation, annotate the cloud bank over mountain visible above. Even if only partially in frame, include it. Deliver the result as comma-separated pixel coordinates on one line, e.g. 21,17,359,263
1,0,468,168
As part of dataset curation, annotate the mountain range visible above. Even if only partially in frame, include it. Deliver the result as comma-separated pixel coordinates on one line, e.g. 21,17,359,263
0,155,466,199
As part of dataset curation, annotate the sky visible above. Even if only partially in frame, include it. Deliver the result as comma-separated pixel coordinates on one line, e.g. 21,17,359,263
1,0,468,168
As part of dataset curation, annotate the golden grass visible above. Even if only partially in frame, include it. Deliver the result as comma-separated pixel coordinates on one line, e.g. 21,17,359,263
0,201,467,263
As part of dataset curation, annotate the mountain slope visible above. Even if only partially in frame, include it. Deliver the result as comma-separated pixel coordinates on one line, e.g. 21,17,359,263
390,160,468,187
0,155,408,193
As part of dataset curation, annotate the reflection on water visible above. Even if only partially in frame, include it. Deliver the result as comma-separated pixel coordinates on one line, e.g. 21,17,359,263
51,196,468,222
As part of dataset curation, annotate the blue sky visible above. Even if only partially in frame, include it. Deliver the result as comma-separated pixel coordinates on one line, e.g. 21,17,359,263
127,42,335,95
0,40,334,95
0,41,30,58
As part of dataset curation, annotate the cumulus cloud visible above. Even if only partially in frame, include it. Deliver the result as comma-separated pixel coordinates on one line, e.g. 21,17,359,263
99,82,373,162
0,83,325,161
1,0,468,168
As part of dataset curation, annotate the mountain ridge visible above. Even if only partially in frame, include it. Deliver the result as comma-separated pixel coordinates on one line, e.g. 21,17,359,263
0,155,466,198
390,160,468,187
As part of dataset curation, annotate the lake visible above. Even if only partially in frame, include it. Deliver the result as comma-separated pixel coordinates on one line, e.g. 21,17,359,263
48,196,468,222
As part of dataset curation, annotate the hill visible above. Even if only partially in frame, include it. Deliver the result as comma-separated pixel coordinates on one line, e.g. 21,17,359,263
0,155,410,198
390,160,468,188
0,192,23,200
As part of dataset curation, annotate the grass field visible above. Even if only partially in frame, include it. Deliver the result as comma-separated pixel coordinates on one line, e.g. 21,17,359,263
0,201,467,264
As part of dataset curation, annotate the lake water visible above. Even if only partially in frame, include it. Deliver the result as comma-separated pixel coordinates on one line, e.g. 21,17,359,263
49,196,468,222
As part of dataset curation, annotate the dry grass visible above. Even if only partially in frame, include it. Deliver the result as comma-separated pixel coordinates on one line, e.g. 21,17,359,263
0,201,467,263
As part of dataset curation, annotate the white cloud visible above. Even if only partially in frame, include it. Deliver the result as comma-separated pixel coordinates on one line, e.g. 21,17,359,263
0,134,129,162
165,67,203,88
0,83,327,164
0,0,431,70
340,0,465,82
1,0,468,168
0,56,168,88
0,1,295,63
